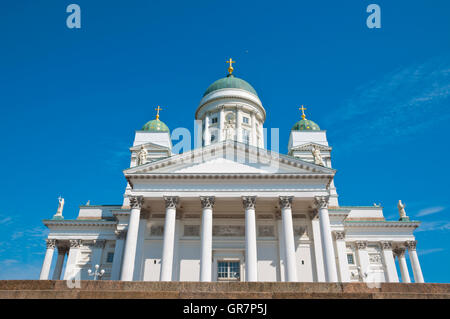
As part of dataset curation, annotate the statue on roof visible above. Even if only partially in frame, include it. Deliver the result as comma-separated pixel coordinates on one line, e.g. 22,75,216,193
397,200,408,220
53,196,64,219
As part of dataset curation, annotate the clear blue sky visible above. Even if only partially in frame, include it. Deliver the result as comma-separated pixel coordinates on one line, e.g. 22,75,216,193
0,1,449,282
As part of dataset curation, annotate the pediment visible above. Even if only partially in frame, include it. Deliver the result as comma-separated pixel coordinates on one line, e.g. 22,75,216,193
124,141,335,176
290,142,332,152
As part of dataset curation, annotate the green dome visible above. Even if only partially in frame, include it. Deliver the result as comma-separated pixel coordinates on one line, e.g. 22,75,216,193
203,74,258,97
142,119,170,132
292,119,321,131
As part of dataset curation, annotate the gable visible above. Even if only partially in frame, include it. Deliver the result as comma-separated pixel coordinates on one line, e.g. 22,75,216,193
124,141,335,176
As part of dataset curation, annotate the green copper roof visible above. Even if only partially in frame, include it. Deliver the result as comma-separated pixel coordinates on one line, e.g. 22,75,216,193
142,119,170,132
292,119,321,131
203,74,258,97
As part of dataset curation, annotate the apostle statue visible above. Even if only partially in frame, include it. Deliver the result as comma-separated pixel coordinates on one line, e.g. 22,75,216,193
397,200,408,220
53,196,64,219
311,146,325,166
224,120,235,140
137,145,148,165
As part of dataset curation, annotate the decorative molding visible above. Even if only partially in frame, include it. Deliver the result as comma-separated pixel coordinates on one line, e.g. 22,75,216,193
380,241,393,250
150,225,164,236
69,239,81,249
129,195,144,209
213,225,245,237
356,241,368,250
164,196,179,209
200,196,215,209
184,225,200,237
279,196,293,209
242,196,257,209
45,239,56,249
334,231,346,240
405,240,417,251
314,195,330,209
258,225,275,237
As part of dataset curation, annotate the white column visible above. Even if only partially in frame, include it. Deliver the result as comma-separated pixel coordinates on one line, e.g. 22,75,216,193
243,196,258,282
279,196,298,282
315,196,338,282
334,231,350,282
120,195,143,281
251,112,257,147
219,106,225,142
309,212,325,282
52,245,67,280
200,196,215,282
204,113,210,146
406,241,424,283
276,217,286,281
111,230,126,280
160,196,179,281
381,241,399,282
39,239,56,280
394,247,411,283
236,107,242,142
63,240,81,280
133,217,147,280
355,241,370,281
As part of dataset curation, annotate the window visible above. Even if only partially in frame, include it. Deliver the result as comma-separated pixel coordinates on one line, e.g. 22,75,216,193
243,129,250,144
217,261,240,281
243,116,249,124
211,117,218,124
210,134,216,142
347,253,354,265
106,252,114,263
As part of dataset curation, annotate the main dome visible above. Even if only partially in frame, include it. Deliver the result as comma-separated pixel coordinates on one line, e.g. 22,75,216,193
203,74,258,97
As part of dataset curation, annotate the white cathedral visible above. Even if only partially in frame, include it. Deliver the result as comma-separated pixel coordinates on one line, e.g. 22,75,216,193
40,60,425,284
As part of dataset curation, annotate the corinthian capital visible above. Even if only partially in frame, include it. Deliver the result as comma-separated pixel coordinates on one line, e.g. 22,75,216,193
314,196,330,209
46,239,56,249
200,196,215,209
393,247,406,257
380,241,393,250
242,196,256,209
356,241,368,250
129,195,144,209
405,240,417,251
69,239,81,248
334,231,346,240
279,196,293,209
164,196,179,209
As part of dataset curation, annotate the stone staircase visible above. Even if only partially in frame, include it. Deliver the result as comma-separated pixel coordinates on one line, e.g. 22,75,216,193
0,281,449,299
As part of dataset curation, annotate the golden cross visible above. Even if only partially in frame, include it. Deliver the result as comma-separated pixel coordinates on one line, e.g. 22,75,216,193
299,105,307,120
155,105,162,120
226,58,235,75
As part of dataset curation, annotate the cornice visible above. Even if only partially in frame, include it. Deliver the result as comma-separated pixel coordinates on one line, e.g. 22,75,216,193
43,219,117,227
344,221,420,228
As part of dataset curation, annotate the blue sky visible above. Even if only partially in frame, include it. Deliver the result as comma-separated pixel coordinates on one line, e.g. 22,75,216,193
0,1,449,282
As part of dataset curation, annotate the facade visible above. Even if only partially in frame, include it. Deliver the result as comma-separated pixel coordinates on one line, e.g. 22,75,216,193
40,63,425,284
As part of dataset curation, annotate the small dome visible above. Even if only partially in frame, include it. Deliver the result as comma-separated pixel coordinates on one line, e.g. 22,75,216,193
203,74,258,97
292,119,321,131
142,119,170,132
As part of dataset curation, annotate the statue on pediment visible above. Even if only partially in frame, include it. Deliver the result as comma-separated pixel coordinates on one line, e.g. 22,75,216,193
137,145,148,165
311,146,325,166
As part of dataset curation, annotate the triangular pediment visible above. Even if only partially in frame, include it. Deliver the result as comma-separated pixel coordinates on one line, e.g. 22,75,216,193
124,141,335,176
290,142,332,152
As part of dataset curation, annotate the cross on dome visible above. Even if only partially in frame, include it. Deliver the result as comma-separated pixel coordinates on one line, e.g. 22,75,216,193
155,105,163,120
299,105,307,120
226,58,235,75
